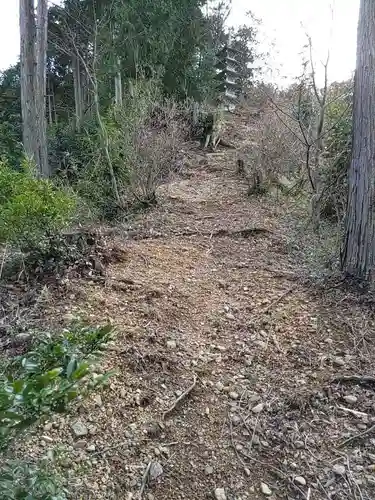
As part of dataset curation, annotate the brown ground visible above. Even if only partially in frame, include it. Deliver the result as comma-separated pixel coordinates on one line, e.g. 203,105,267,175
9,116,375,500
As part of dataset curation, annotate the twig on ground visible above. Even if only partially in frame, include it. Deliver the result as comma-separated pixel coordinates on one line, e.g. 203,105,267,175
228,414,308,499
332,375,375,386
260,285,297,316
337,405,368,418
139,461,152,499
162,374,197,420
339,423,375,447
92,441,128,456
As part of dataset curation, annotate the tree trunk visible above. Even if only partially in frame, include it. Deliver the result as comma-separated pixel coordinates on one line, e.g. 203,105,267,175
19,0,49,177
73,54,83,130
36,0,49,177
19,0,37,162
115,57,123,106
341,0,375,280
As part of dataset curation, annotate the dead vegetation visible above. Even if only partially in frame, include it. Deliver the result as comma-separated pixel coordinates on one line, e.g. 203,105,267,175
1,111,374,500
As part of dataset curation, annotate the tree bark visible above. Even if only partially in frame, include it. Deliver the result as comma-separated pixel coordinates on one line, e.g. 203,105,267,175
341,0,375,280
36,0,49,177
115,57,123,106
73,54,83,130
19,0,49,177
19,0,37,162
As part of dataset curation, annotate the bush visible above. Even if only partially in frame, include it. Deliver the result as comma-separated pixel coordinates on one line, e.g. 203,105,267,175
0,159,76,251
51,79,187,218
0,323,114,498
0,458,68,500
0,324,113,449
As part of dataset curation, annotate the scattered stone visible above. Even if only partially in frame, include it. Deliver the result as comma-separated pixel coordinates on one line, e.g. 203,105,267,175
333,357,345,367
333,464,346,476
252,403,264,414
229,391,239,400
252,435,260,446
216,382,224,391
93,394,103,406
255,340,267,349
231,415,241,426
260,482,272,496
87,444,96,452
294,476,306,486
44,422,53,431
295,441,304,449
166,340,177,349
214,488,227,500
74,440,87,450
149,462,163,481
226,313,235,320
205,465,214,475
71,420,88,437
343,395,358,404
41,435,53,443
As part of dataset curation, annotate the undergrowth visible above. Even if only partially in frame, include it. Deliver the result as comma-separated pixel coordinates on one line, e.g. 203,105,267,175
0,323,114,499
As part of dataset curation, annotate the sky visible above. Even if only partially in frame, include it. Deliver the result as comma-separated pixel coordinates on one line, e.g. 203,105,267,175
0,0,360,86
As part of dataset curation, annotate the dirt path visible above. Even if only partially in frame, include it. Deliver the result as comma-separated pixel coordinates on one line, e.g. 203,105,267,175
22,135,375,499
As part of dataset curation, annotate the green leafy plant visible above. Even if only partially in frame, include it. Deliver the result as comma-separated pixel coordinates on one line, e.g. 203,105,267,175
0,159,76,251
0,456,68,500
0,324,114,449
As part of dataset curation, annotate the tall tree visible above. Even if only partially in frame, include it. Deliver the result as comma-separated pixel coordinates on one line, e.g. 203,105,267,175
19,0,49,176
341,0,375,280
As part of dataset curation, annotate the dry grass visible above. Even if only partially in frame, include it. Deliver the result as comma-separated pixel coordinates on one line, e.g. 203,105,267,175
3,113,375,500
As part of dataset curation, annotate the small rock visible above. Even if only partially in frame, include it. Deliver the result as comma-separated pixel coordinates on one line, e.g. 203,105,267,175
255,340,267,349
252,403,264,414
333,464,346,476
71,420,88,437
216,382,224,391
214,488,227,500
86,444,96,452
44,422,53,431
333,357,345,367
344,395,358,404
41,435,53,443
244,468,251,477
205,465,214,475
166,340,177,349
294,476,306,486
260,482,272,496
93,394,103,406
74,440,87,450
226,313,235,320
229,391,239,400
295,441,304,449
231,415,241,426
149,461,163,481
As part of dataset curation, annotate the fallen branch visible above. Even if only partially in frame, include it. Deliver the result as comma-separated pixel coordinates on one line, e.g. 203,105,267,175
260,285,297,316
339,423,375,448
337,405,368,418
332,375,375,387
139,461,152,499
162,375,197,420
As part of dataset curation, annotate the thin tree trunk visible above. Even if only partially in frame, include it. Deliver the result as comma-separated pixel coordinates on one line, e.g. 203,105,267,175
115,57,123,106
36,0,49,177
341,0,375,280
73,54,83,130
19,0,37,162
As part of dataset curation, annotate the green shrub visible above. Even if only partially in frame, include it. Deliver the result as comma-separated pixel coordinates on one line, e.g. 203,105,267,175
0,457,68,500
0,324,113,449
0,159,76,251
